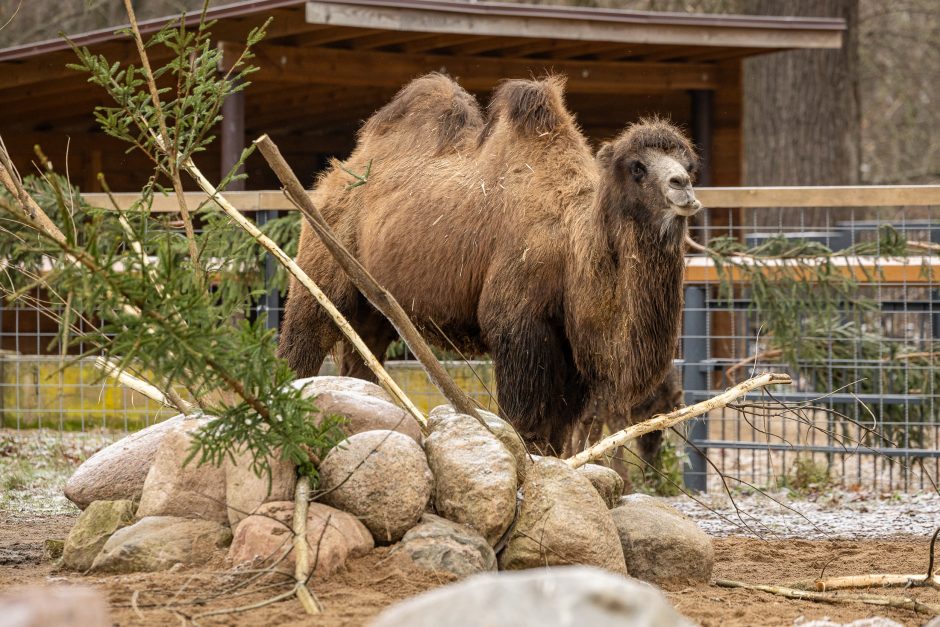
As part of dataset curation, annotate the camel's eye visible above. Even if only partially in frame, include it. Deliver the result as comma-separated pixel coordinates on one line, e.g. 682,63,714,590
629,160,647,182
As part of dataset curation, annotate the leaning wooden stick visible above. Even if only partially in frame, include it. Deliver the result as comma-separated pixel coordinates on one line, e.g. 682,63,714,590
254,134,482,422
177,154,427,430
716,579,940,616
566,372,792,468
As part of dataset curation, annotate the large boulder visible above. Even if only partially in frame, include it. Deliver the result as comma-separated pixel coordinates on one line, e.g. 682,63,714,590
224,449,296,527
500,457,627,575
0,585,112,627
136,418,227,522
64,414,189,509
395,513,496,579
431,405,528,484
424,410,517,546
61,500,135,571
293,375,394,404
319,430,432,543
577,463,624,508
370,566,693,627
91,516,231,573
611,494,714,583
311,390,423,443
228,501,373,577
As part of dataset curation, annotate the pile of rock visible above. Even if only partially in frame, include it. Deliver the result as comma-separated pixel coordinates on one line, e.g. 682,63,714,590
60,375,713,592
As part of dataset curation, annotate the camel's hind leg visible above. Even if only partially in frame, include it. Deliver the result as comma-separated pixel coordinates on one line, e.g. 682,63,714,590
277,272,358,378
335,302,398,382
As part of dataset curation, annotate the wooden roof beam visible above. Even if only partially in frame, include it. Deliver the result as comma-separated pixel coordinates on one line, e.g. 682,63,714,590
305,1,844,50
224,42,718,94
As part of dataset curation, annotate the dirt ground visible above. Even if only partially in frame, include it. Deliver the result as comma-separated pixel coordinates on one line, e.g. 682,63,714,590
1,512,938,626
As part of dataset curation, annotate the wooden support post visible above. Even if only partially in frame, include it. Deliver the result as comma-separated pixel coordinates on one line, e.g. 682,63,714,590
221,79,246,191
690,89,713,187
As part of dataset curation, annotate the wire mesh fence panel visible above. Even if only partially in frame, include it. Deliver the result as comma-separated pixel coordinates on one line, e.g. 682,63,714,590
1,190,938,494
681,201,940,493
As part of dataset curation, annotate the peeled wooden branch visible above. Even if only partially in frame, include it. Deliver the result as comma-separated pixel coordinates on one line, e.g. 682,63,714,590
176,154,427,430
815,574,940,591
716,579,940,616
254,134,482,422
94,357,193,415
291,476,321,614
566,372,792,469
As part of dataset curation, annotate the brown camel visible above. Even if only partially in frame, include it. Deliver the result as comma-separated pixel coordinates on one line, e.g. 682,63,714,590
278,73,701,454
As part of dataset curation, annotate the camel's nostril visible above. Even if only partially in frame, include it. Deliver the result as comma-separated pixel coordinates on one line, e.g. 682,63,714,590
669,175,687,189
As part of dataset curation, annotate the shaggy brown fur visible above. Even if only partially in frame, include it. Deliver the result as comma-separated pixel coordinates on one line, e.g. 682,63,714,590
278,73,699,453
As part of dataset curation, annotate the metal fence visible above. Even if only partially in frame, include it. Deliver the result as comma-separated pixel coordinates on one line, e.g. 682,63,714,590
1,186,939,493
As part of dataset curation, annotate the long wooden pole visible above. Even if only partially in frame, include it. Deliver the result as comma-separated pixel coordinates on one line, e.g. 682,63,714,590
253,135,483,422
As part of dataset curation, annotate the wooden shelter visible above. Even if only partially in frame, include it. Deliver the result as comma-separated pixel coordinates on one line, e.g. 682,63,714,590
0,0,844,194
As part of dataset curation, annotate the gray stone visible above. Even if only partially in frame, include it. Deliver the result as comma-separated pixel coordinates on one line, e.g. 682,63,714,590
500,457,627,575
64,414,189,509
431,405,528,484
577,463,624,508
370,566,692,627
425,410,517,546
91,516,231,573
136,418,227,522
611,494,714,583
313,390,423,443
229,501,373,577
319,430,432,543
224,448,296,527
396,513,496,578
61,499,135,571
0,585,111,627
293,375,394,403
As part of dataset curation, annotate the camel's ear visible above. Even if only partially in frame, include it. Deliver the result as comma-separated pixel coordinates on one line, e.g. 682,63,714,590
596,142,614,165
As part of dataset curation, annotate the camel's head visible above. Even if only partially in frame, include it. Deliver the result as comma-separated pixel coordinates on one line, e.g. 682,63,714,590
596,119,702,237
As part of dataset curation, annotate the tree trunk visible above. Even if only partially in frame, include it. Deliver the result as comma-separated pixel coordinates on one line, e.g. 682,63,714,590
743,0,861,226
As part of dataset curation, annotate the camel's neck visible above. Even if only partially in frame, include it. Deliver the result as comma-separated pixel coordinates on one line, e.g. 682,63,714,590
565,198,686,413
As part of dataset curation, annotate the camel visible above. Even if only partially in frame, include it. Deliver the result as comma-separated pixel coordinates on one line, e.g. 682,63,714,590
278,73,701,454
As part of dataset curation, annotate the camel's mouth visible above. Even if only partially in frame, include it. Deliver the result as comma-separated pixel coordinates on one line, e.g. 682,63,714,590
670,199,702,218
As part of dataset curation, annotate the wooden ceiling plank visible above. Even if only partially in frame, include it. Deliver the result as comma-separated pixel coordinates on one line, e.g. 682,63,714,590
305,1,844,50
400,33,484,54
225,42,718,94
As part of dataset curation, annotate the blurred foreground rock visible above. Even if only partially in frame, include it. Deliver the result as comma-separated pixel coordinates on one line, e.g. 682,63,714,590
612,494,714,583
228,501,373,576
500,457,627,575
319,429,432,543
0,585,111,627
91,516,231,573
425,409,517,546
370,566,692,627
61,499,135,571
395,513,496,578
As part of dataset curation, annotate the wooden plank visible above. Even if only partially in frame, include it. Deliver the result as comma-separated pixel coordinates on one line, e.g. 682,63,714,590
222,42,717,93
400,33,485,53
305,2,844,50
685,256,940,285
697,185,940,208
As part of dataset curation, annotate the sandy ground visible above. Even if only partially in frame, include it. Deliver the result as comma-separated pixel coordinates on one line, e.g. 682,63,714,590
2,429,940,626
1,513,938,626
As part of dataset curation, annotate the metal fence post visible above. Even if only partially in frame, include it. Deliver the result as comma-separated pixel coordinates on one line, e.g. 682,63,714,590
683,285,709,492
255,210,283,335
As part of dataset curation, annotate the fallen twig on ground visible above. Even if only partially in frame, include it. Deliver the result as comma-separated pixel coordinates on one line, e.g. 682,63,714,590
814,527,940,591
566,372,792,469
715,579,940,616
